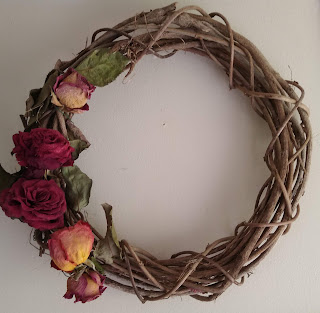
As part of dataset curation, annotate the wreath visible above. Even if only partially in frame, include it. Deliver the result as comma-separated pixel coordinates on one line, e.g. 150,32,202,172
0,3,311,304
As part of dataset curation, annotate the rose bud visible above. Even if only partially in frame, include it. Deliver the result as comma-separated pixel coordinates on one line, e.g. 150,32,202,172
48,221,94,272
64,271,107,303
51,68,95,113
0,178,66,231
12,128,74,170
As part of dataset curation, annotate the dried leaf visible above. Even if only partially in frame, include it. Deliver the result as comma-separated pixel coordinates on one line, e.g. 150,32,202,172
84,259,96,271
20,115,28,128
93,203,120,264
61,166,92,211
25,88,41,114
0,165,18,193
102,203,120,249
34,70,59,108
71,264,87,281
26,70,59,127
66,119,90,146
76,48,129,87
69,139,90,160
90,257,105,274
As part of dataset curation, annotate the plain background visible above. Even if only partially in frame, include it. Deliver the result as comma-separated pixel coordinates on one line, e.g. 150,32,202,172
0,0,319,312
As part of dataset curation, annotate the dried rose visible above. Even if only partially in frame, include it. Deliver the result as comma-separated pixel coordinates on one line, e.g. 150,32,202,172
0,178,66,230
64,271,106,303
21,167,45,179
51,68,95,113
48,221,94,272
12,128,74,170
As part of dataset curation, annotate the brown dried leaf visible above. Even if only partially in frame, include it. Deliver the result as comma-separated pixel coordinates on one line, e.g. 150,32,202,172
93,204,120,264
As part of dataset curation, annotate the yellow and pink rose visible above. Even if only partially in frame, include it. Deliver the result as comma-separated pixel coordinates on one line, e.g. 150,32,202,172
51,68,95,113
64,271,106,303
48,221,94,271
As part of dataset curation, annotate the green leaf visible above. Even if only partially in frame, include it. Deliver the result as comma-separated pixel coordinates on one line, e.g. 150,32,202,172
76,48,129,87
69,139,90,160
61,166,92,211
90,257,105,274
0,165,18,193
93,203,121,264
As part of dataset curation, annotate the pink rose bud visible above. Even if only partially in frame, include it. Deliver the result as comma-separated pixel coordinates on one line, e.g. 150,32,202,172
0,178,66,231
48,221,94,272
12,128,74,170
64,271,107,303
51,68,95,113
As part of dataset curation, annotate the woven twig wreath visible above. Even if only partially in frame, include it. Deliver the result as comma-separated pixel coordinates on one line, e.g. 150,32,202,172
0,3,312,303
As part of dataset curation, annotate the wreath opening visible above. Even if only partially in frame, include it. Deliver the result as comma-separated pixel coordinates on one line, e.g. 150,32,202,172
77,50,269,258
0,3,311,304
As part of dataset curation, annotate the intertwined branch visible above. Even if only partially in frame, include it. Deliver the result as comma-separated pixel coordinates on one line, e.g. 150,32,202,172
32,3,312,303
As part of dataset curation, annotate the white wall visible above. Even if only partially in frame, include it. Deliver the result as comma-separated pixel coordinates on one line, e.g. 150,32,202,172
0,0,319,312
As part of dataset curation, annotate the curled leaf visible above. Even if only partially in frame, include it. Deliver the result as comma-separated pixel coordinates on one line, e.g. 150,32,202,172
26,88,41,114
34,70,59,109
93,203,120,264
25,70,59,128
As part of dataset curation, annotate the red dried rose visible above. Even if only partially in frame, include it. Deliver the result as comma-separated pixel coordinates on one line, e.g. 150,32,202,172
12,128,74,170
0,178,66,230
64,271,106,303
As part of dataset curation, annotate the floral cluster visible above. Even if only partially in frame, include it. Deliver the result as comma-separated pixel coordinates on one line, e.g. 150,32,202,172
0,69,106,303
49,221,106,303
1,127,73,230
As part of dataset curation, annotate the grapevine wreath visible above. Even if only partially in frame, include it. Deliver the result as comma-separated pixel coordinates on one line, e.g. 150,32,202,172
0,3,312,304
